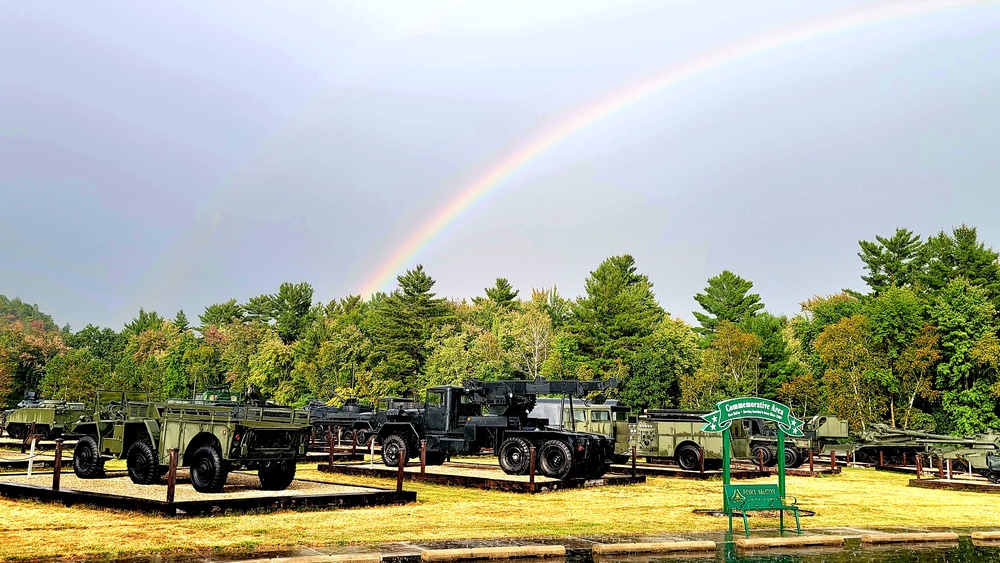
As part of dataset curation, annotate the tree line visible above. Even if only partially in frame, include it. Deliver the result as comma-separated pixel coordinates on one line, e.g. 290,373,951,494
2,224,999,436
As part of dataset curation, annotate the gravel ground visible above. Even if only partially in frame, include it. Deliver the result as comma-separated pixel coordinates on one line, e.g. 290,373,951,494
0,470,378,501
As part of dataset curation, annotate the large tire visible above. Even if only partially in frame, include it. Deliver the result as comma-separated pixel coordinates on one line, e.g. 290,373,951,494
73,435,106,479
381,434,409,468
676,444,702,471
127,440,160,485
785,447,803,469
259,460,297,491
751,444,776,467
189,444,228,493
497,436,532,475
538,440,573,480
424,451,447,466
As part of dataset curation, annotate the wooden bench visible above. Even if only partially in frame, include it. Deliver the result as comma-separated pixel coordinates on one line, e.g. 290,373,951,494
724,484,801,537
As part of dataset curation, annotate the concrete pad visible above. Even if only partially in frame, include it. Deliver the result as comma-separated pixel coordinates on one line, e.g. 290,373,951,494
420,545,565,561
592,541,716,554
861,532,960,544
735,536,844,549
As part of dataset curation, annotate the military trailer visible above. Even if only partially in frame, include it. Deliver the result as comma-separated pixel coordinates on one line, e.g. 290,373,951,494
629,409,751,470
72,390,312,493
744,415,850,468
2,397,91,440
374,378,618,479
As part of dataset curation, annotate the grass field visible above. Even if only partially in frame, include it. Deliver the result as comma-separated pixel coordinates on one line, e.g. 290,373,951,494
0,464,996,560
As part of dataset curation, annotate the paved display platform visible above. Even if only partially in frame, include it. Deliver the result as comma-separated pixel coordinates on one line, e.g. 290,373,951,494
318,461,645,493
609,462,769,480
0,470,415,515
909,477,1000,493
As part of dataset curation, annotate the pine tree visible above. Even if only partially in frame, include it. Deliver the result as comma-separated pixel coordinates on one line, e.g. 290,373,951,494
692,270,764,336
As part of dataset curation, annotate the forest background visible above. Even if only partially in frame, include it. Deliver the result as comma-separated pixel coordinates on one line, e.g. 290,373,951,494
4,224,1000,436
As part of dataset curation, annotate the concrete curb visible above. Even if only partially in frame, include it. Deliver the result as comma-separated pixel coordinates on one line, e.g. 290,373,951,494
238,554,382,563
861,532,959,544
420,545,565,561
592,541,716,554
972,531,1000,541
735,536,845,549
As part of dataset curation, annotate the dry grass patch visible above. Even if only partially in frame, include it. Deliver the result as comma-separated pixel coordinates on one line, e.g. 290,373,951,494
0,466,996,560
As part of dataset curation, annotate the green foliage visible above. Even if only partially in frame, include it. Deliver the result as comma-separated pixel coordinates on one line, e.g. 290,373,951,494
922,225,1000,307
858,228,923,294
246,282,316,344
681,322,762,409
41,348,107,402
477,278,520,311
0,295,58,331
622,317,700,412
199,299,245,328
693,270,764,336
562,255,664,378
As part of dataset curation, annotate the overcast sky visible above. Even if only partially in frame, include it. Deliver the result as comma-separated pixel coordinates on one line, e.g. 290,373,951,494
3,1,1000,331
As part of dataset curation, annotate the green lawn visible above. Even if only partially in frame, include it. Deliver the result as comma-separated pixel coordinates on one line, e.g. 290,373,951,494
0,464,994,560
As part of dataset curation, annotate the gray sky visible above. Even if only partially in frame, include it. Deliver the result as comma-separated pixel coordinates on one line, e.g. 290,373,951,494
2,1,999,331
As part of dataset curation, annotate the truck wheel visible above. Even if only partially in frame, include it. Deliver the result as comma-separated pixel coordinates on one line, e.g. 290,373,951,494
751,444,775,467
381,434,408,467
259,461,297,490
538,440,573,480
424,451,447,465
190,444,228,493
498,437,532,475
73,435,106,479
785,448,803,468
127,440,160,485
355,430,369,447
676,444,702,471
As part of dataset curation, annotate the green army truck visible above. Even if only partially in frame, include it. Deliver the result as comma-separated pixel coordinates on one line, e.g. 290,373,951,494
2,396,91,440
72,390,312,493
530,401,750,470
745,415,850,467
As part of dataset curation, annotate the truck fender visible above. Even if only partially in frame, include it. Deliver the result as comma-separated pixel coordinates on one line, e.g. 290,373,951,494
376,422,420,442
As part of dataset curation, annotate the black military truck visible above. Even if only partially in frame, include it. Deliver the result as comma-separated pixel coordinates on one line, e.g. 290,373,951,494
306,396,375,445
72,389,312,493
374,378,618,479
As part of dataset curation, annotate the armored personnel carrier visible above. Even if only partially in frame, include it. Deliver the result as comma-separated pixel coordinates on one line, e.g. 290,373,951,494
2,391,90,440
72,389,312,493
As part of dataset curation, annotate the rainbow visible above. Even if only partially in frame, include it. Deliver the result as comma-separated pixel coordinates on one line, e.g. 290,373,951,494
358,0,988,297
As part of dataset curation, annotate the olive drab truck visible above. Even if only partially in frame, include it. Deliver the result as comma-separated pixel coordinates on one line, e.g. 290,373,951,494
72,390,312,493
744,415,850,468
629,410,751,470
373,378,619,480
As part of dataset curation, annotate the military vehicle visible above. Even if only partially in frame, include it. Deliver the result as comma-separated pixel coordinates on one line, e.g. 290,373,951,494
2,393,91,440
373,378,619,479
72,389,312,493
853,424,1000,469
629,409,751,470
531,401,753,470
744,415,850,468
306,396,375,445
530,397,629,454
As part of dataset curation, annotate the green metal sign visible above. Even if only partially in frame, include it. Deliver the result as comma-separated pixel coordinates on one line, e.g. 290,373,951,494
701,398,805,437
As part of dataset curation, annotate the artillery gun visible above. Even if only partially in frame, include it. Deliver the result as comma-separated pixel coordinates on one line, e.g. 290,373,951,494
2,391,91,440
854,425,1000,478
373,378,619,479
72,389,312,493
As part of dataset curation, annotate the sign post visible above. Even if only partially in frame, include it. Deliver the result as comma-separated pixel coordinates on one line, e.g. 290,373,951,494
701,397,804,516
